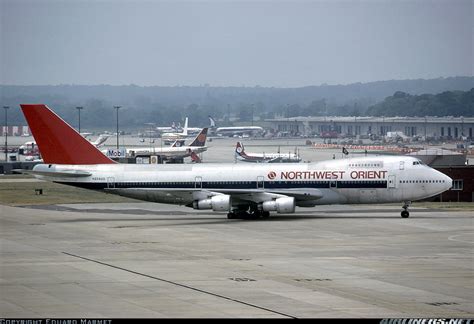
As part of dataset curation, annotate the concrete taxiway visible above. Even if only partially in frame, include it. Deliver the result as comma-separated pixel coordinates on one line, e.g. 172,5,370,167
0,202,473,318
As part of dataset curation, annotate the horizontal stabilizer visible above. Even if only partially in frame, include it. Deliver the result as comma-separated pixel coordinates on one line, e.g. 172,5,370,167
13,169,92,178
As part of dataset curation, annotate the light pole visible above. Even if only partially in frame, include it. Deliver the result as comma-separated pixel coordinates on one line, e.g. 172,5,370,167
251,104,254,126
76,106,83,133
114,106,121,150
286,104,290,135
382,116,385,136
3,106,9,162
424,116,427,140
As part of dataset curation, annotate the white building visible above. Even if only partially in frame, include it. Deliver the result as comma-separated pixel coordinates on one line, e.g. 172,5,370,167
265,116,474,139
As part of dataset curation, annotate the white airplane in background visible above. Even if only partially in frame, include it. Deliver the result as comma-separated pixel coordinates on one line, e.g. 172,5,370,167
89,134,111,147
235,142,302,163
156,121,201,135
161,117,189,144
19,104,452,219
209,116,264,137
155,122,180,133
103,128,208,161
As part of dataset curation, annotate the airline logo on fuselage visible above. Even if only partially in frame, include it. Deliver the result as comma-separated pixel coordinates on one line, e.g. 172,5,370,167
267,171,277,179
268,170,388,180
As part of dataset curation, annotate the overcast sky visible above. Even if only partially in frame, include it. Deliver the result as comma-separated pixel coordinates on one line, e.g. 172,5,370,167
1,0,472,87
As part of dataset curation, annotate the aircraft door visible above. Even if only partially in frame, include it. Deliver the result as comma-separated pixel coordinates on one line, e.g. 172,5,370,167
195,176,202,189
257,176,265,189
399,161,405,170
388,175,396,189
107,177,115,189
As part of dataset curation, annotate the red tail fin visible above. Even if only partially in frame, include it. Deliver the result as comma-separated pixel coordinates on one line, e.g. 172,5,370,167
20,104,116,165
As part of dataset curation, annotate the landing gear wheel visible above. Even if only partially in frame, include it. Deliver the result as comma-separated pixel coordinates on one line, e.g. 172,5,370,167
401,201,411,218
261,211,270,218
228,210,251,219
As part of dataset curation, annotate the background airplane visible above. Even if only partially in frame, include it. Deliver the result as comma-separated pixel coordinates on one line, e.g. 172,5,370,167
103,128,208,161
161,117,189,144
155,121,180,133
209,116,264,137
89,134,111,147
235,142,302,163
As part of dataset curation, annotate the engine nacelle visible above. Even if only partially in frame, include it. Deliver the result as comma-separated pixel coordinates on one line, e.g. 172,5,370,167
193,195,231,212
262,197,295,214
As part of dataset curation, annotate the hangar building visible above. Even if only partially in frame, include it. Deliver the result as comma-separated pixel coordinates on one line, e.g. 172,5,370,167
266,116,474,139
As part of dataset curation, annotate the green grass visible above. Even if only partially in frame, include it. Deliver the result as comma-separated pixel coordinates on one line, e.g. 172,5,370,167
0,179,138,206
1,174,36,179
411,201,474,210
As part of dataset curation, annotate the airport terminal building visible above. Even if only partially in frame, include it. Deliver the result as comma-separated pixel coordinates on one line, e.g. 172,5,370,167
266,116,474,139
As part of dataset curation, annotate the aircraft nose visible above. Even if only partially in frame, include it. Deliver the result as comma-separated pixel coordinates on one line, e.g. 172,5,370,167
443,173,453,191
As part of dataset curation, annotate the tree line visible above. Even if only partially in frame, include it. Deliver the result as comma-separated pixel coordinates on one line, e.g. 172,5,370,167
1,78,473,130
365,88,473,117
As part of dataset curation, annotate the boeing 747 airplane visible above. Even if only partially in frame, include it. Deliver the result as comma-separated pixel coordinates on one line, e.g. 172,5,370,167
235,142,302,163
19,104,452,219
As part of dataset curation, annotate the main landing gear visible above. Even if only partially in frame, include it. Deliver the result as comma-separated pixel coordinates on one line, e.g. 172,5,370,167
401,201,411,218
227,208,270,220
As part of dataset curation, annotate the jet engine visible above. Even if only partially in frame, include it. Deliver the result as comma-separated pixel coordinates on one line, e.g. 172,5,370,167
193,195,231,211
262,197,295,214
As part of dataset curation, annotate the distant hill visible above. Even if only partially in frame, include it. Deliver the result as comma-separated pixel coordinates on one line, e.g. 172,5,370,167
1,76,473,128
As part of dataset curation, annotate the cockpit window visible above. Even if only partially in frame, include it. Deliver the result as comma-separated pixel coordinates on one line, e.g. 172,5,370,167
412,160,423,166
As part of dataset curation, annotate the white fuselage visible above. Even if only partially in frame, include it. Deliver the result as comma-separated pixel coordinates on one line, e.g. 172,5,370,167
33,156,451,208
236,152,301,163
160,133,189,143
124,145,207,158
216,126,264,136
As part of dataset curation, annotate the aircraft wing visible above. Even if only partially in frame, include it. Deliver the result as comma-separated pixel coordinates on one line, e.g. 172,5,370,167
106,187,323,206
211,188,323,202
266,157,283,163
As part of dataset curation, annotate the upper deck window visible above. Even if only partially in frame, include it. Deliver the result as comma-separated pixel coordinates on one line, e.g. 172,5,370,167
349,161,383,168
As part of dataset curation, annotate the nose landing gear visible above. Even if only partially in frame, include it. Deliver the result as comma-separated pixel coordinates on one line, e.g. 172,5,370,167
401,201,411,218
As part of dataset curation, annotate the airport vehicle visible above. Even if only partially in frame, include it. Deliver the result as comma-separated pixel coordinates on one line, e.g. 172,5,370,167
209,116,264,137
103,128,208,161
18,141,39,156
235,142,301,163
19,104,452,219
